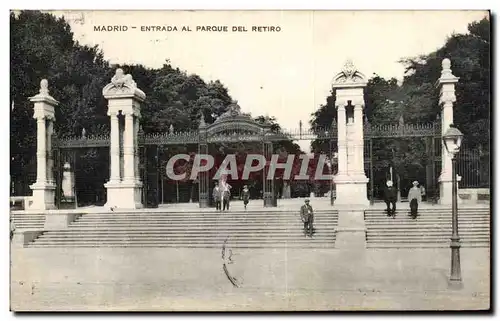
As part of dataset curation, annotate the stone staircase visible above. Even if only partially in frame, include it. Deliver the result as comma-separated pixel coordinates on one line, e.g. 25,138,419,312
365,207,490,248
28,210,338,248
11,212,45,229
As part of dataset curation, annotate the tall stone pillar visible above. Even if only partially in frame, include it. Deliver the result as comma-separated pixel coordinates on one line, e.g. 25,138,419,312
29,79,58,210
108,111,121,183
62,162,75,199
332,61,369,207
134,118,140,183
353,104,365,176
103,68,145,209
336,105,348,176
198,115,209,208
437,58,460,205
123,112,135,182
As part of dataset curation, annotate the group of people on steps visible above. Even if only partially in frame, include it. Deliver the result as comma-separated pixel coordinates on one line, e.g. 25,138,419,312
384,180,425,219
212,181,250,211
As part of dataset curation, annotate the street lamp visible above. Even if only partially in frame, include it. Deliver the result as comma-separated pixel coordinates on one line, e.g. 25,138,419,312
442,124,464,289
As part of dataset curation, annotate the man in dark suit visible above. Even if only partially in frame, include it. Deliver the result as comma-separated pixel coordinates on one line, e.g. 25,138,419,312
300,199,314,237
384,180,397,217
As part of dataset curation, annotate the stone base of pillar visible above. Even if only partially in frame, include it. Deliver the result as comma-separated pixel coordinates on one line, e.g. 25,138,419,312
44,213,82,230
335,210,366,249
29,182,56,210
11,230,44,248
263,192,275,207
199,194,209,208
105,181,143,209
438,175,461,205
333,174,370,207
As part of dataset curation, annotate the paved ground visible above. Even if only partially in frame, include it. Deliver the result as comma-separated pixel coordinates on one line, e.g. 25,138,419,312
10,246,490,311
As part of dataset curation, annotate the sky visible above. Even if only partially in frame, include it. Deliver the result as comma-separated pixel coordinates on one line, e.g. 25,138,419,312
50,10,487,152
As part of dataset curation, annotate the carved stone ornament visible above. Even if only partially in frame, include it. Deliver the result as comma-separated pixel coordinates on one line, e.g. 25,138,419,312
333,60,366,84
222,100,242,117
39,79,49,95
438,58,459,84
29,78,59,106
199,113,207,127
103,68,146,100
111,68,137,88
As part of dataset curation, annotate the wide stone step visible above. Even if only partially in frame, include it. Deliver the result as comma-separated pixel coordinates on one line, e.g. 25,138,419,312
40,231,335,239
366,226,489,230
367,232,489,237
31,237,335,244
367,225,489,229
35,234,335,243
28,242,336,248
365,214,489,218
367,233,490,240
367,236,489,241
366,221,489,225
82,211,338,216
46,225,335,231
13,224,44,228
366,220,489,224
366,243,489,248
69,223,338,228
43,230,336,236
73,216,337,222
366,217,489,220
365,212,489,216
79,215,338,221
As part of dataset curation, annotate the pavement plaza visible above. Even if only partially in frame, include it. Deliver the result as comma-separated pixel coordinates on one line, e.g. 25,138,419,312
10,245,490,311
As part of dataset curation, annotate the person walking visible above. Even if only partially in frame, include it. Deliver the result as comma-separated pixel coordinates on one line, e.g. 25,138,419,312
420,184,426,202
222,182,232,211
300,199,314,237
242,185,250,210
213,182,221,211
384,180,397,218
408,181,422,219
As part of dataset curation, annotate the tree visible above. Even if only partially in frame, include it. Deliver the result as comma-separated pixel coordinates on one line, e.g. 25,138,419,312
399,17,490,149
308,17,490,197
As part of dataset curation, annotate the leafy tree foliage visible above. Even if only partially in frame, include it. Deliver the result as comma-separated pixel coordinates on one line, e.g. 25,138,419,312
10,11,304,202
309,17,490,196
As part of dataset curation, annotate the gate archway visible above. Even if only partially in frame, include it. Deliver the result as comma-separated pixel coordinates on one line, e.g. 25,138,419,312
199,101,275,208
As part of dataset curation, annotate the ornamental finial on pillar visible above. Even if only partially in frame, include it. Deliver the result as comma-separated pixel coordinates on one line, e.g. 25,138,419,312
199,112,206,128
342,59,356,78
440,58,454,78
333,59,366,85
39,79,49,95
111,68,137,88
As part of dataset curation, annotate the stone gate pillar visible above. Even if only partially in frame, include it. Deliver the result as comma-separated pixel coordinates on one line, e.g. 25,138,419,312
332,61,369,207
198,115,209,208
103,69,145,209
437,58,460,205
263,140,275,207
29,79,58,210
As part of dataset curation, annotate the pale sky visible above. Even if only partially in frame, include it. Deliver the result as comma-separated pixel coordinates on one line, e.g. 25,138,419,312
50,10,487,151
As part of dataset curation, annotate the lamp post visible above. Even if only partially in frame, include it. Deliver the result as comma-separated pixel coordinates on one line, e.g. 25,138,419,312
442,124,464,289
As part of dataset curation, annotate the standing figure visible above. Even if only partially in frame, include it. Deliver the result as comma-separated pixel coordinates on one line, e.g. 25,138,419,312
384,180,397,218
213,182,221,211
242,185,250,210
408,181,422,219
222,181,232,211
420,185,426,202
300,199,314,237
10,218,15,241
